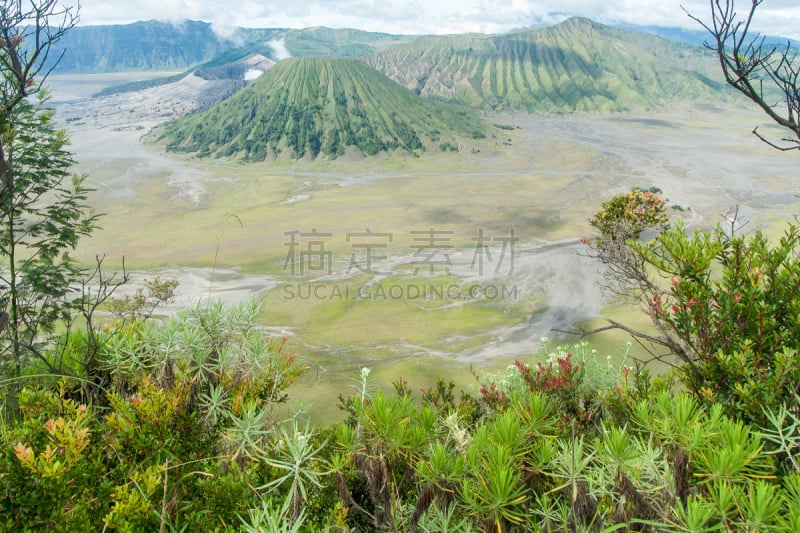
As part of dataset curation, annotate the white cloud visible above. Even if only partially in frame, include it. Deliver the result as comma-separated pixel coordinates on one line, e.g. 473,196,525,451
67,0,800,39
268,38,292,60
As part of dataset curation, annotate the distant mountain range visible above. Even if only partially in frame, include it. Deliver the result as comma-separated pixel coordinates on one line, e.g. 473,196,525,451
50,20,239,72
53,17,795,74
617,23,799,48
53,17,744,160
49,20,413,73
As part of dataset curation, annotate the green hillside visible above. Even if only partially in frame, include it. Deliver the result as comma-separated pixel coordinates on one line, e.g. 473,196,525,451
364,17,730,112
155,57,484,161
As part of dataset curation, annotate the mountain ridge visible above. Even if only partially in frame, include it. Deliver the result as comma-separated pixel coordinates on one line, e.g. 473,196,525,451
55,16,794,75
363,17,729,112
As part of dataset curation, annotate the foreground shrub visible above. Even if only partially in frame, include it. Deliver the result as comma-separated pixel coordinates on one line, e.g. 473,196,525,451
0,386,102,530
587,188,800,426
325,359,800,532
0,299,311,530
634,224,800,426
3,336,800,532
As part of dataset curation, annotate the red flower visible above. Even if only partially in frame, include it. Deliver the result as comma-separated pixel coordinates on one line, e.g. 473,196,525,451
688,297,697,307
734,294,742,303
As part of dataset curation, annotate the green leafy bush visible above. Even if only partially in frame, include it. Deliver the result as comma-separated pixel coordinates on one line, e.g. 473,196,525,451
633,223,800,424
0,386,103,530
0,299,311,531
587,187,800,426
587,187,669,248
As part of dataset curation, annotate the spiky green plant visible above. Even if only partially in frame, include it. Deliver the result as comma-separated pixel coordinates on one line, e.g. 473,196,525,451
240,498,307,533
259,420,327,524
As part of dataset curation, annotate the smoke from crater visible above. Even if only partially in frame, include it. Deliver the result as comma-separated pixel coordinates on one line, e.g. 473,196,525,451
268,38,292,60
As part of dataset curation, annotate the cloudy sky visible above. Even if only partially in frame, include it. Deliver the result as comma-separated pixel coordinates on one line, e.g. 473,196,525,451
67,1,800,40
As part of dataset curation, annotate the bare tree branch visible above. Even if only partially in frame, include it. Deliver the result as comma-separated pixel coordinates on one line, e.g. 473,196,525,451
685,0,800,151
